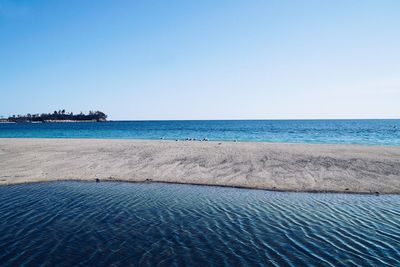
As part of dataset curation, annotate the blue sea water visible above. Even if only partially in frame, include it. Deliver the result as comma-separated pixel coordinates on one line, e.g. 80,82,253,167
0,119,400,145
0,182,399,266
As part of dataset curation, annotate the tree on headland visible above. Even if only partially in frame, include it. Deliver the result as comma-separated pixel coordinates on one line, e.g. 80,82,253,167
6,110,107,123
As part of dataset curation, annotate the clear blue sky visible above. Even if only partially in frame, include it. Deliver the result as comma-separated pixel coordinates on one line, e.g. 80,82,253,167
1,0,399,120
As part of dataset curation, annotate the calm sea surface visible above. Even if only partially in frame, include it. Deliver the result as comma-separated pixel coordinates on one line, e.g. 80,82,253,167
0,182,399,266
0,119,400,145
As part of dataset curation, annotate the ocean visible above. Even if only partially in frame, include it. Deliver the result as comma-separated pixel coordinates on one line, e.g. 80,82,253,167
1,119,399,145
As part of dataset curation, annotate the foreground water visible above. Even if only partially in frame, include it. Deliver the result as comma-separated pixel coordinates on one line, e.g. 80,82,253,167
0,182,399,266
1,119,400,145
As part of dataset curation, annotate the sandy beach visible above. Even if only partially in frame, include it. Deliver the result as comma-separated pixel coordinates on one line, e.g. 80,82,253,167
0,138,399,193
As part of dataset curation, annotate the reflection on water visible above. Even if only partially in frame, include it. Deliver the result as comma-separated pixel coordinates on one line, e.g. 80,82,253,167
0,182,399,266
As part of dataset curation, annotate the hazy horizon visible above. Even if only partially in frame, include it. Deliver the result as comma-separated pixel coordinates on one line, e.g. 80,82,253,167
1,0,399,120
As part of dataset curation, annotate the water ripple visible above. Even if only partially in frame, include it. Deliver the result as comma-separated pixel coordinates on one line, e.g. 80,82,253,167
0,182,399,266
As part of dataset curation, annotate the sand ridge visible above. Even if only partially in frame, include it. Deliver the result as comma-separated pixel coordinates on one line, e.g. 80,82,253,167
1,138,400,193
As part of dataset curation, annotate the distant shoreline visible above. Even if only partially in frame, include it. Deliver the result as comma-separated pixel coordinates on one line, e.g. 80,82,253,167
2,110,107,123
0,120,103,123
1,138,399,194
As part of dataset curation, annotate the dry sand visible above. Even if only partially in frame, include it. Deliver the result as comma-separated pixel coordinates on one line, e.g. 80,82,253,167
0,138,399,193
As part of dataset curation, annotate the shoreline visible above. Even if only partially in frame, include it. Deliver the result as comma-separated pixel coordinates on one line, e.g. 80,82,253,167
1,136,399,148
1,138,400,194
2,179,398,195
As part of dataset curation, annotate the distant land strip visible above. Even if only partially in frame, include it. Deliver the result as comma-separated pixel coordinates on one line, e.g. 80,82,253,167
0,110,107,123
1,138,399,194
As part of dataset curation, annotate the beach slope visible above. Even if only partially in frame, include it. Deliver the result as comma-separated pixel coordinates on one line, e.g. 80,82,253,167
1,138,399,193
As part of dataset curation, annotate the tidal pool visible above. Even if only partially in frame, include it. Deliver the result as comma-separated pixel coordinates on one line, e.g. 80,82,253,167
0,182,399,266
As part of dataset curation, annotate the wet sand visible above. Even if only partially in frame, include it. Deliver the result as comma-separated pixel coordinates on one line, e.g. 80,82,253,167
0,138,399,193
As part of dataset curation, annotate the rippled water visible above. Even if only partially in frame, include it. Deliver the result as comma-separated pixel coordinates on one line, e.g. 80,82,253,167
0,182,399,266
1,119,400,145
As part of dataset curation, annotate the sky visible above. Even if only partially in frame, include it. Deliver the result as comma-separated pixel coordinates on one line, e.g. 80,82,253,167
1,0,399,120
